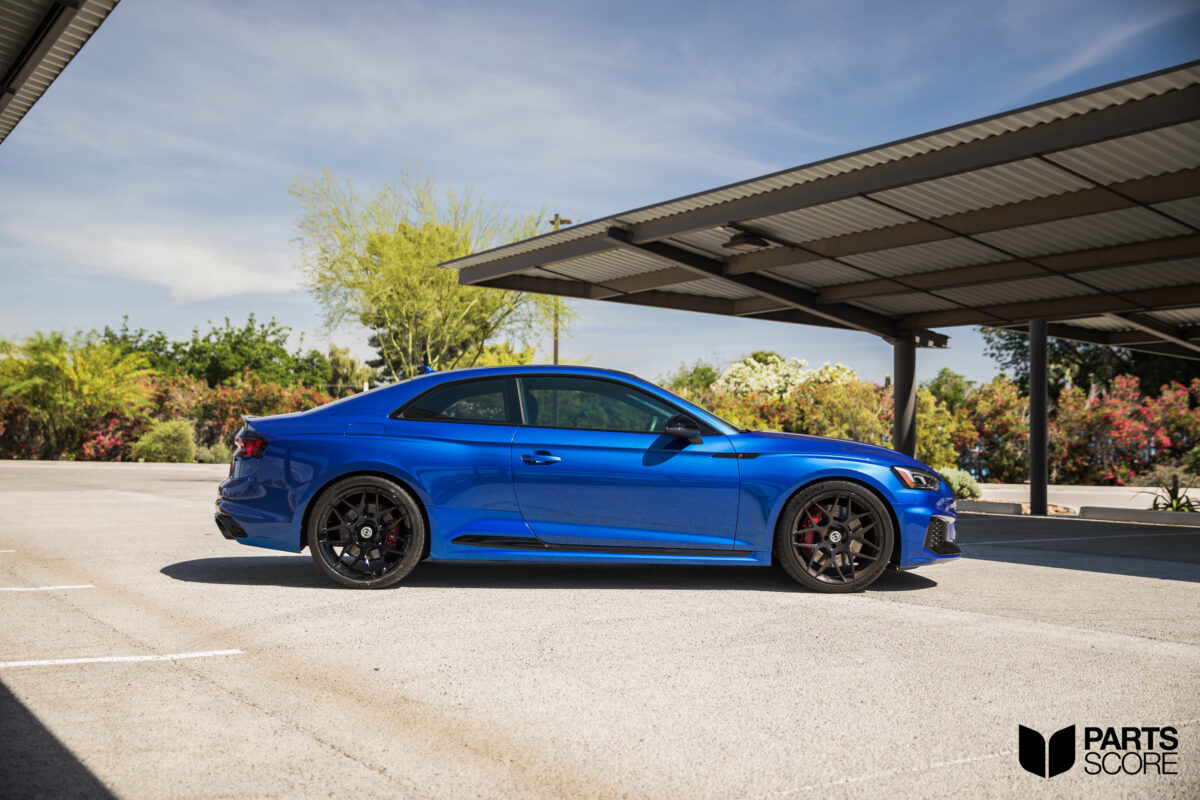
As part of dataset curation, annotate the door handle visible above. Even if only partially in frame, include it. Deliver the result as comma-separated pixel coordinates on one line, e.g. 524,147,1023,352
521,451,562,465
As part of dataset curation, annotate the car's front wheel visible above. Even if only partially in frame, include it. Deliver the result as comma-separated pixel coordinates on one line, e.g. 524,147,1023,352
774,480,893,593
306,476,426,589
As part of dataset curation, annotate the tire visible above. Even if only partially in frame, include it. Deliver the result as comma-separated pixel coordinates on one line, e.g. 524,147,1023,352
306,476,426,589
774,480,894,593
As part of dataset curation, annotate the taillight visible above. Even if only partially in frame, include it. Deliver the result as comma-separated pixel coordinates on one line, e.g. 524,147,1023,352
235,434,267,458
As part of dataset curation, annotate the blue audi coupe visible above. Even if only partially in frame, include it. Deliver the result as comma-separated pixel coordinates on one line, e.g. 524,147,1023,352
214,365,959,592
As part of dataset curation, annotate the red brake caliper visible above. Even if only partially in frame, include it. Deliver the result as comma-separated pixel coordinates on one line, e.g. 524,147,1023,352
384,522,401,549
800,509,820,547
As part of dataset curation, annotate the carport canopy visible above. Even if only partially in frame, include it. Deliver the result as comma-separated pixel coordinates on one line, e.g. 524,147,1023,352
441,60,1200,514
0,0,120,146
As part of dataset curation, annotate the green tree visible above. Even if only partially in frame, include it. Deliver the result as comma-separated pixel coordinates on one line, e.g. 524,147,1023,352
0,332,153,458
922,367,975,412
327,345,377,396
473,342,537,367
659,359,720,399
175,315,331,388
980,327,1200,397
103,315,332,389
291,168,560,380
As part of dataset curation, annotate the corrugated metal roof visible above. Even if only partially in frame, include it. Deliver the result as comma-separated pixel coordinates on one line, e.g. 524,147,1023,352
668,227,779,259
1059,316,1130,332
765,260,872,289
853,293,961,315
444,62,1200,357
658,279,758,300
869,158,1092,218
1153,197,1200,229
840,237,1001,276
0,0,120,145
1076,258,1200,292
936,274,1099,306
1149,308,1200,326
1044,121,1200,183
551,248,665,285
749,197,912,243
975,207,1190,258
446,62,1200,272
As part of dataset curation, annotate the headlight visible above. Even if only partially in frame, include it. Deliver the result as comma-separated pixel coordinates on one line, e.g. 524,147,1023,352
892,465,941,491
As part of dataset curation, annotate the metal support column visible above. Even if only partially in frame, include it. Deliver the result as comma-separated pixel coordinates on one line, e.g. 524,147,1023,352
1029,318,1048,516
893,335,916,457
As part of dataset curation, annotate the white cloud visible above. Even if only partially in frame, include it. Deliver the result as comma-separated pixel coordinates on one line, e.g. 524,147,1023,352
0,208,298,302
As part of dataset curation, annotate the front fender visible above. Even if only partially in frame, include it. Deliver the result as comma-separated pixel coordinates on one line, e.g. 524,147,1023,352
733,454,906,551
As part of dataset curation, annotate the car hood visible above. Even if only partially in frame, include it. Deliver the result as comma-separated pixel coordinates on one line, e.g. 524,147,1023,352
729,430,933,470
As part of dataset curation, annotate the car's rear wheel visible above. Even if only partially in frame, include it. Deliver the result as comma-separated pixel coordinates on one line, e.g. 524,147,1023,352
306,476,425,589
774,480,893,593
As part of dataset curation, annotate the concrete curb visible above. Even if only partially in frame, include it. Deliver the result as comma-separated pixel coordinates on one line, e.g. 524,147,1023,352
957,500,1023,515
1079,506,1200,527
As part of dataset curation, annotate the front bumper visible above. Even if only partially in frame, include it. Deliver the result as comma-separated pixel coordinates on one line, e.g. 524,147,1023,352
923,514,961,556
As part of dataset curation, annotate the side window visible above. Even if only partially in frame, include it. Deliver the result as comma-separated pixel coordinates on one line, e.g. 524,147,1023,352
402,378,516,424
520,376,678,433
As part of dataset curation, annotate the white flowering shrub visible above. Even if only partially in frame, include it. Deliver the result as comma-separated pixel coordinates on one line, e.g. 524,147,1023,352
711,353,808,396
796,362,858,386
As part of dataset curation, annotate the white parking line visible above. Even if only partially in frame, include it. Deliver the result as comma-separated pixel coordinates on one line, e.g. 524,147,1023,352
966,532,1195,546
0,549,15,553
0,584,93,592
0,649,242,669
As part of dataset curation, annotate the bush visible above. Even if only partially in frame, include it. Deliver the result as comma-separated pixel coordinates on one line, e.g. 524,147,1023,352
195,442,232,464
131,421,196,463
1185,446,1200,475
192,370,329,447
936,466,981,499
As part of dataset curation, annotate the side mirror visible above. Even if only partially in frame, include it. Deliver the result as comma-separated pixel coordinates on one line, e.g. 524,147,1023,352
665,414,703,445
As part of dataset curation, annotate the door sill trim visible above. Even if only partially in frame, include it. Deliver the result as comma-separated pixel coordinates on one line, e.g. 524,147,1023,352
451,535,744,558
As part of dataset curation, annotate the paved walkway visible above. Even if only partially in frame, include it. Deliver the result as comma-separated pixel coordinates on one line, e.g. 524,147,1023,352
980,482,1163,512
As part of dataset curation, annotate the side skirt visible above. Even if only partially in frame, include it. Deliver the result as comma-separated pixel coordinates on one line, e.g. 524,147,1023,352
451,535,747,559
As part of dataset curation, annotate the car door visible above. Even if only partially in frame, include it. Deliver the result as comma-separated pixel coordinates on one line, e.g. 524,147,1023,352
389,376,526,542
511,375,740,551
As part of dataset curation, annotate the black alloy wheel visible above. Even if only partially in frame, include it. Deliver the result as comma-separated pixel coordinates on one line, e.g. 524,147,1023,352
774,480,893,593
306,476,425,589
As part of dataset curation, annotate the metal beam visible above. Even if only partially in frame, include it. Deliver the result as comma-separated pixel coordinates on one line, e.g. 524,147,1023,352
0,1,88,118
901,283,1200,328
599,267,697,296
477,274,742,315
817,235,1200,303
455,232,614,284
1107,313,1200,355
626,85,1200,243
606,228,954,345
995,322,1200,361
732,296,792,316
725,168,1200,277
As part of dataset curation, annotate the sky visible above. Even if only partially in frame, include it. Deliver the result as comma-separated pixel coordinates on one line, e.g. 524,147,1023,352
1,0,1198,384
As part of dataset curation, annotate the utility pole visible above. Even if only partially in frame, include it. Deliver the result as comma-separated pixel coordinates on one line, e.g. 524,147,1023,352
548,213,572,365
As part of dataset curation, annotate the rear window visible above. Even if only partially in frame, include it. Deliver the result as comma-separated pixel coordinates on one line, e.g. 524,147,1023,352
401,378,517,424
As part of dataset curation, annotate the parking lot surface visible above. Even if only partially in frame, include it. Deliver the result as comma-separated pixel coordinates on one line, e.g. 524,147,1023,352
1,461,1197,799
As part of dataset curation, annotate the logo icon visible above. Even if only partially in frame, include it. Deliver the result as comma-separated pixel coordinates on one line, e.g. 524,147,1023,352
1019,725,1076,778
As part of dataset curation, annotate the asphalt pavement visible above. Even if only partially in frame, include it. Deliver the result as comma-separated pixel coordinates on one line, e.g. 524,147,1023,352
1,462,1197,799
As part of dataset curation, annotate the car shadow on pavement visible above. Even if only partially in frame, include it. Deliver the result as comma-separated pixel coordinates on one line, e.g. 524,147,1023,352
0,680,117,799
957,513,1200,583
161,556,937,593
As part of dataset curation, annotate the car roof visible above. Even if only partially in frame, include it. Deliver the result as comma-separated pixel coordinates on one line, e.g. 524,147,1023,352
411,364,651,384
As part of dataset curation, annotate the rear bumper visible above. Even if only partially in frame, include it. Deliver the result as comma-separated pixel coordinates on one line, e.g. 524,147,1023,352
214,510,247,540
